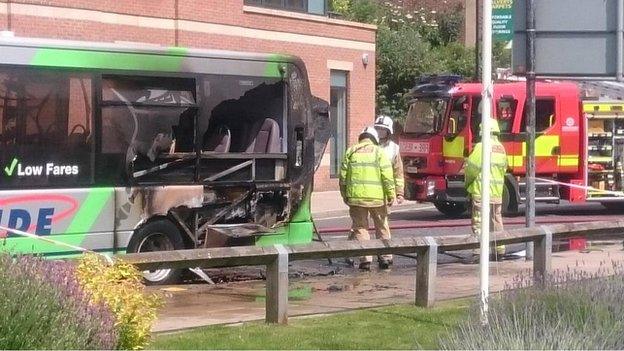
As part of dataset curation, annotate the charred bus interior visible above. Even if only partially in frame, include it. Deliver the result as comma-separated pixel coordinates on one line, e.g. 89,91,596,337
101,73,304,247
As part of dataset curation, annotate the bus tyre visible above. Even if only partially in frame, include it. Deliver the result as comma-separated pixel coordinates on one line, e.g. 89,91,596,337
127,219,185,285
434,201,468,217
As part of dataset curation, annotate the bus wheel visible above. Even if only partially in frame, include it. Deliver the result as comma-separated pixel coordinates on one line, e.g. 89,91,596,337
127,219,185,285
433,201,468,217
601,202,624,211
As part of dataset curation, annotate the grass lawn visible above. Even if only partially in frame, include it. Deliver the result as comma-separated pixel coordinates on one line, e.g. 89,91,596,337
149,300,469,350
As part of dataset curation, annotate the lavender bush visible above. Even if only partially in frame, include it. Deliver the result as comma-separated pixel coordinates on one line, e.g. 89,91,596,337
441,261,624,350
0,254,117,350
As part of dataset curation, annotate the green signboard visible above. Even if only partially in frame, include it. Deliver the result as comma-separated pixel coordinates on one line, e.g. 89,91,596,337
493,0,513,42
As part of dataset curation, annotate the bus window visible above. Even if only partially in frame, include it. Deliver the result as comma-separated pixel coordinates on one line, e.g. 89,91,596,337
100,75,197,184
199,76,285,153
198,75,286,182
0,69,93,189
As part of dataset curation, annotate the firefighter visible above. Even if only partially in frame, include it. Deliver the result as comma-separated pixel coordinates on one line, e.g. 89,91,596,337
465,118,507,260
374,115,405,205
340,126,396,271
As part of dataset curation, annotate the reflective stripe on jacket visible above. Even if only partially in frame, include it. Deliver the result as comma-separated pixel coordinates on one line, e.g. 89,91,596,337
380,140,405,197
339,139,396,207
465,137,508,202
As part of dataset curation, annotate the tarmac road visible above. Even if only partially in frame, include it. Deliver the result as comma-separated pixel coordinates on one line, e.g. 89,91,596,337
185,201,624,285
314,201,624,238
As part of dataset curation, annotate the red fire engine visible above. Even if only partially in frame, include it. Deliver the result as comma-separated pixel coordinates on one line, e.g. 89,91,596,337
400,76,624,217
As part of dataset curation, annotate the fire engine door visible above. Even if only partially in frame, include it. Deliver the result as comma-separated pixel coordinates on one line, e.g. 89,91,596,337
443,96,469,173
496,97,521,171
520,98,560,173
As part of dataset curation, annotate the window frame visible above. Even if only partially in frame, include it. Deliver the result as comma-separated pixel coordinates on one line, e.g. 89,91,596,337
329,70,348,178
244,0,328,15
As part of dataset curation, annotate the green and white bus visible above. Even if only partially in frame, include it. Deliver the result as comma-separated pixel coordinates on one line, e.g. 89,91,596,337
0,37,330,284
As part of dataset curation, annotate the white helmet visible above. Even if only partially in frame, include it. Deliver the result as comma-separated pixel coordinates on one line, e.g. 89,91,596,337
359,126,379,144
374,115,394,134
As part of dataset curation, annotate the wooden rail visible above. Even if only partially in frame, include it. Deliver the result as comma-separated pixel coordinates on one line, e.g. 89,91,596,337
123,220,624,325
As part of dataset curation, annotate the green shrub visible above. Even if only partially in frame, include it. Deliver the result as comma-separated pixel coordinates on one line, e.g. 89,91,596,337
441,263,624,350
0,255,117,350
77,254,162,350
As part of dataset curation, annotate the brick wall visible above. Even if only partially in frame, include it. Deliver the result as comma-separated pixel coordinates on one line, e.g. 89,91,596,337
0,0,376,191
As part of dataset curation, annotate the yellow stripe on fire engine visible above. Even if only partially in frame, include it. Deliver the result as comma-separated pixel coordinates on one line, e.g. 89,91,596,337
443,136,464,158
520,135,560,157
582,102,624,113
558,156,579,167
509,135,578,167
508,155,578,167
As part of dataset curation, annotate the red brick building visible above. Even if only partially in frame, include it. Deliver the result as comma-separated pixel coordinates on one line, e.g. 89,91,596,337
0,0,377,191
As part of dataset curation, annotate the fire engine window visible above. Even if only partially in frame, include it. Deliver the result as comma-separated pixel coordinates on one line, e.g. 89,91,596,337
447,96,468,135
0,68,94,189
404,99,447,134
520,99,556,133
497,99,517,133
99,75,197,184
471,97,482,142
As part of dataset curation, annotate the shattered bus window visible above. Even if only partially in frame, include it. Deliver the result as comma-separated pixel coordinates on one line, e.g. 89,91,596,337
198,75,287,182
100,76,197,184
199,75,285,153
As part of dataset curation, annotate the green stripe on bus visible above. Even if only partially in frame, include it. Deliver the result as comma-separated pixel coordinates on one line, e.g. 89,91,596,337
31,47,187,72
264,54,286,78
65,188,113,238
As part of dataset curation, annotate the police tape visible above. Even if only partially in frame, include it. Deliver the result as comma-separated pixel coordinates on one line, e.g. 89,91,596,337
0,225,113,264
534,177,624,197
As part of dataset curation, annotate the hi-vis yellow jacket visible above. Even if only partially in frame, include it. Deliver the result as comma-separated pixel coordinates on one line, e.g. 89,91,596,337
465,136,508,203
340,139,396,207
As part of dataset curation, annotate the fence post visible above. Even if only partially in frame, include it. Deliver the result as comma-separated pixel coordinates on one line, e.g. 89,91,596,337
266,245,289,324
534,226,552,284
415,236,438,307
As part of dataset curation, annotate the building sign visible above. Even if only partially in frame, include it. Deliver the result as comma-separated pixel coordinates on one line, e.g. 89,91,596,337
493,0,513,42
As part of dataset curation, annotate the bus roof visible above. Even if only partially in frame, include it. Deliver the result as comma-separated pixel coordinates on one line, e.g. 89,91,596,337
0,36,302,78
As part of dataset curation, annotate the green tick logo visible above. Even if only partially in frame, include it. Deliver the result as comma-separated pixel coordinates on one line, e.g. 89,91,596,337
4,158,19,176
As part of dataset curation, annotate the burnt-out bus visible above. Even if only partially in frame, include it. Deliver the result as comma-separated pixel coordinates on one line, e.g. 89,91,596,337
0,37,330,284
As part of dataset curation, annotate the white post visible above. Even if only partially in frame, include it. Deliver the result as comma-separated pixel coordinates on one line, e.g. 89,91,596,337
479,0,493,326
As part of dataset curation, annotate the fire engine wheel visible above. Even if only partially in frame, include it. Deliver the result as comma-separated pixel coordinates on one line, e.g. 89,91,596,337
502,183,519,215
127,219,185,286
433,201,468,217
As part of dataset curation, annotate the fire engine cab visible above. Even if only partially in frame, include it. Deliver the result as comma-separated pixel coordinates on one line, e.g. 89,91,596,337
400,76,624,216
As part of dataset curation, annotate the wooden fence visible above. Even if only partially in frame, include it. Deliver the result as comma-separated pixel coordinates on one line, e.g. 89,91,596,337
123,220,624,324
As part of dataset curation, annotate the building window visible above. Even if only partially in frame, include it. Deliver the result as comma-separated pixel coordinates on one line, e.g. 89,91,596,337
330,70,348,178
245,0,327,15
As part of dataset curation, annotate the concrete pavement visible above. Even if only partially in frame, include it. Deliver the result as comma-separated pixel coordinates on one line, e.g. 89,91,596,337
152,243,624,332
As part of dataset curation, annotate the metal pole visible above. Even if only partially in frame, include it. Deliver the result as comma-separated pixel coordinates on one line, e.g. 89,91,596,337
480,0,493,326
475,0,480,81
617,0,623,81
525,0,536,260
